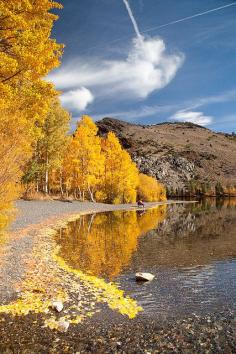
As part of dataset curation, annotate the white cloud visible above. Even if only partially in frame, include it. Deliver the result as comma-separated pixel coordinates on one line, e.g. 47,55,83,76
171,110,213,126
60,87,94,112
48,36,184,100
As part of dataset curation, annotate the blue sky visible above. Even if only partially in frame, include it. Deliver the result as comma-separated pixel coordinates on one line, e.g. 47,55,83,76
48,0,236,132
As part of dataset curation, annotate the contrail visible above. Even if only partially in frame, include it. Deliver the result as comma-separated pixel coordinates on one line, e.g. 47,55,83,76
142,2,236,34
78,2,236,55
123,0,142,38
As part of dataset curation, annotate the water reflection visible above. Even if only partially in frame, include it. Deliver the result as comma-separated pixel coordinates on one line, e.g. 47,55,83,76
131,199,236,269
57,206,166,279
57,198,236,317
57,199,236,276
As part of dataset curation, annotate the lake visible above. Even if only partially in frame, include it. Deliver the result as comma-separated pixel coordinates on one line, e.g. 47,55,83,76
56,199,236,320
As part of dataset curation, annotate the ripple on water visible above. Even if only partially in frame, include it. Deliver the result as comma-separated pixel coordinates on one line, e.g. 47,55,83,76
117,259,236,318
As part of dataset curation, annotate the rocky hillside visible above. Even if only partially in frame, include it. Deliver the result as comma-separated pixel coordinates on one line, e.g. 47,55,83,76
97,118,236,194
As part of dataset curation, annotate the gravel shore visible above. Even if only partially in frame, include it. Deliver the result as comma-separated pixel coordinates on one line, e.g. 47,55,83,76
0,309,235,353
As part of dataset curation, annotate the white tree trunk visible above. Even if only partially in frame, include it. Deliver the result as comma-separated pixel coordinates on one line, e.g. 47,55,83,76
88,185,95,202
45,153,49,194
59,168,64,197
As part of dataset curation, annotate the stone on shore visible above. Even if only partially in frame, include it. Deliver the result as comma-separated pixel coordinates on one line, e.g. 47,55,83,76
52,301,64,313
58,320,70,332
135,272,155,282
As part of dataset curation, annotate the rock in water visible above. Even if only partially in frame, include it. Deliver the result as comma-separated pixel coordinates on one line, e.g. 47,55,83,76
135,272,155,282
52,301,64,312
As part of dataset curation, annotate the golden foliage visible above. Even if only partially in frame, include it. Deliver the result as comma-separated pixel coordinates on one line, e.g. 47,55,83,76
0,108,31,206
138,173,167,202
62,115,104,201
0,0,63,207
98,132,139,203
22,99,71,196
0,0,63,91
61,118,144,203
224,185,236,197
53,250,142,320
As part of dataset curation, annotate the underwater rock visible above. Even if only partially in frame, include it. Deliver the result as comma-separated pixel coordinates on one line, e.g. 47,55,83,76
135,272,155,282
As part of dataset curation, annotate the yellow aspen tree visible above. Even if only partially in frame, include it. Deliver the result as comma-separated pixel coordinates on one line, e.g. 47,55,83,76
0,105,34,211
138,173,166,202
100,132,139,204
63,115,104,201
0,0,63,133
0,0,63,208
39,100,70,195
22,99,70,196
0,0,63,101
61,136,77,197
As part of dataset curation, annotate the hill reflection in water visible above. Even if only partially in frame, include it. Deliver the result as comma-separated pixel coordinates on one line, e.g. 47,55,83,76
130,198,236,269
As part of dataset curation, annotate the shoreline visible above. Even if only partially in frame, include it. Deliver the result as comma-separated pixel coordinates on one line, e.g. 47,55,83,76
11,198,197,231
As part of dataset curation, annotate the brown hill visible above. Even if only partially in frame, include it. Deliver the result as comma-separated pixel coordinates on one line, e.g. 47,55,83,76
97,118,236,195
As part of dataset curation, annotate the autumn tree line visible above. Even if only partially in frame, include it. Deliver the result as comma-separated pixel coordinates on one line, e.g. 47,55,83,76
0,0,165,216
23,115,166,204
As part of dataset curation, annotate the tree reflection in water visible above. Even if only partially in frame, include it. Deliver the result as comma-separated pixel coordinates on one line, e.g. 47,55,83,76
57,206,167,279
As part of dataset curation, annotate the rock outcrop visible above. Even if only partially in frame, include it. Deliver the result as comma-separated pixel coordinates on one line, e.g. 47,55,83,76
133,154,195,190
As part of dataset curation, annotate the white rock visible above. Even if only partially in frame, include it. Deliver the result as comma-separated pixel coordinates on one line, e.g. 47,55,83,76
52,301,64,312
135,272,155,282
58,320,70,332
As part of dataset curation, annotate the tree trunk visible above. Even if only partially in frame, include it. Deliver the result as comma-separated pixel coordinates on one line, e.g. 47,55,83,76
59,169,64,197
78,186,82,200
24,183,29,199
87,213,95,234
88,185,95,202
45,153,49,194
36,174,39,193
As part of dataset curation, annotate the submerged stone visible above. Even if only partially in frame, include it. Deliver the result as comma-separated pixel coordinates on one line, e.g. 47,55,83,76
135,272,155,282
